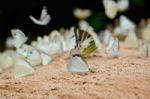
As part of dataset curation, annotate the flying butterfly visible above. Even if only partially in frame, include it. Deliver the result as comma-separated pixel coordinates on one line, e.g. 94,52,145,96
29,6,51,25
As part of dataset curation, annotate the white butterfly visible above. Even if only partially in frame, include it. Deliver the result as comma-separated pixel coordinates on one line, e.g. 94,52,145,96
16,44,31,57
11,29,28,48
15,58,35,78
120,15,136,34
78,20,90,31
106,36,120,58
29,6,51,25
49,30,67,51
73,8,92,19
125,30,138,48
67,48,89,73
103,0,129,19
99,29,112,46
64,27,76,50
5,37,15,49
0,52,13,71
40,53,52,66
26,48,42,66
31,41,38,48
141,22,150,41
138,40,148,58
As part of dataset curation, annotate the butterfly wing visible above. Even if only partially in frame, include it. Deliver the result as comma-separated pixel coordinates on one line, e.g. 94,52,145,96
125,30,138,48
75,29,97,56
11,29,28,48
15,59,35,78
139,40,148,58
67,55,89,73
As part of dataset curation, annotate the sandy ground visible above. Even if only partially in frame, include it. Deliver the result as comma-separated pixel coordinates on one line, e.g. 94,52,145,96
0,42,150,99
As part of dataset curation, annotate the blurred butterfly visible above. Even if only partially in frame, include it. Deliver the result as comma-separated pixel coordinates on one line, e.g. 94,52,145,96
5,37,15,49
79,21,102,50
11,29,28,48
40,53,52,66
64,27,76,50
142,22,150,41
49,30,67,52
138,40,148,58
73,8,92,20
125,30,138,48
0,52,13,71
103,0,129,19
15,58,35,78
119,15,136,34
16,44,31,57
26,48,42,66
106,36,120,58
99,29,112,46
29,6,51,25
75,29,97,57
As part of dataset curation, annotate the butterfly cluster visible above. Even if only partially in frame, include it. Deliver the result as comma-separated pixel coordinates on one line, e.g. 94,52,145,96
1,2,150,78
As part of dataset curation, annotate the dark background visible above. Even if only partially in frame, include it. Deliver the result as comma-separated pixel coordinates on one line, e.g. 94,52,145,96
0,0,150,51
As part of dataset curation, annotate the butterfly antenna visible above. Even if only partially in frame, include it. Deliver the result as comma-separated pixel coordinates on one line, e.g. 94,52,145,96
27,33,31,39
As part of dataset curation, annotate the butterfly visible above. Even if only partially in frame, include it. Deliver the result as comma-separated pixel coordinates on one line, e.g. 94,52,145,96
49,30,67,52
26,48,42,66
67,48,89,73
75,29,97,57
16,44,31,57
106,36,120,58
5,37,15,49
73,8,92,20
15,58,35,78
79,21,102,50
141,22,150,41
11,29,28,48
119,15,136,34
40,53,52,66
125,30,138,48
103,0,129,19
99,29,112,46
138,40,149,58
64,27,76,50
29,6,51,25
0,52,13,71
67,28,98,73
